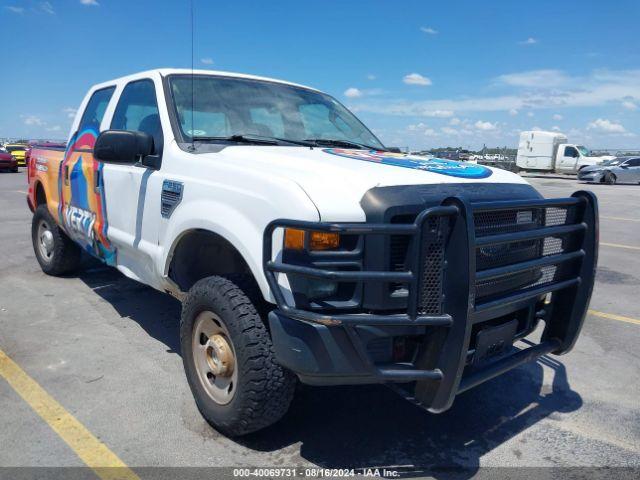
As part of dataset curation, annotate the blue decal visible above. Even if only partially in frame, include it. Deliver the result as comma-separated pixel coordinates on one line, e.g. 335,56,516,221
323,148,492,179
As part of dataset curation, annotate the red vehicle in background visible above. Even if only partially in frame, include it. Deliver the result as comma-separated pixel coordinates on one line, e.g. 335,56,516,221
0,150,18,172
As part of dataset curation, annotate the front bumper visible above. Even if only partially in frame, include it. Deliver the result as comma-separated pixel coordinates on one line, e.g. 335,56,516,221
578,171,603,182
263,192,598,412
0,160,17,169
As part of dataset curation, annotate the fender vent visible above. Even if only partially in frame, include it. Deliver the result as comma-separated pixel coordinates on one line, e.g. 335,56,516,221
161,180,183,218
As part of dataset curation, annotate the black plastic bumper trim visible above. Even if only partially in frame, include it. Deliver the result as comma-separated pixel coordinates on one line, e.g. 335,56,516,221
457,338,561,394
280,305,453,327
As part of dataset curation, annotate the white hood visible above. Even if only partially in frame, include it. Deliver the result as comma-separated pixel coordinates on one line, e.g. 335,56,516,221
208,146,529,221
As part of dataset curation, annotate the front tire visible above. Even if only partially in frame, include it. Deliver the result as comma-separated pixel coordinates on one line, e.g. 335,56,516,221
603,171,617,185
180,276,295,436
31,205,81,275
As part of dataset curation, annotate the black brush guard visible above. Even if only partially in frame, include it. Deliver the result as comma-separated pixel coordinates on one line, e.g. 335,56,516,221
263,191,598,412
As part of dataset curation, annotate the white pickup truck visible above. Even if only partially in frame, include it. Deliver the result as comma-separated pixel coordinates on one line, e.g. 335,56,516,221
27,69,598,436
516,130,613,173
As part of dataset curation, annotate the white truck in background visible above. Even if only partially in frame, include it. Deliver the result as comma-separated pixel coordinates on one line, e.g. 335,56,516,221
516,130,613,173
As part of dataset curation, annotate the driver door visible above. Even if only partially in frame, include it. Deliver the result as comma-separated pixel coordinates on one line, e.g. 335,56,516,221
101,78,164,285
558,146,579,171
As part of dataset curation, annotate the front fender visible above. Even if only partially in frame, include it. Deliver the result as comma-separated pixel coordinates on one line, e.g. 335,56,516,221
160,197,319,303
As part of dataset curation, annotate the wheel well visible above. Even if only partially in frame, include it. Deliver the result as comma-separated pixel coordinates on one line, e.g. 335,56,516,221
168,230,256,292
35,182,46,206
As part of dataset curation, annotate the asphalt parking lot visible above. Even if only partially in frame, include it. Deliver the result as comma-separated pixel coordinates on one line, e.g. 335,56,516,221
1,169,639,477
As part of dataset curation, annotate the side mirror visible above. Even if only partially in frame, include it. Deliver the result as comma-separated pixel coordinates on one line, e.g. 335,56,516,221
94,130,153,164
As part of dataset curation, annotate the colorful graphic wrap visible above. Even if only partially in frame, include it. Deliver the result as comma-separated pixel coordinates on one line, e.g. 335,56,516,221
57,129,116,265
323,148,493,179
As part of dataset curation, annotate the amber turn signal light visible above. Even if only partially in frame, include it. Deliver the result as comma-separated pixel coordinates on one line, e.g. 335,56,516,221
284,228,340,251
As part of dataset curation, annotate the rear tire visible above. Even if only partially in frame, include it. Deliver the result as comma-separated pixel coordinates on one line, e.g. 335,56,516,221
32,205,81,275
180,276,295,436
603,171,617,185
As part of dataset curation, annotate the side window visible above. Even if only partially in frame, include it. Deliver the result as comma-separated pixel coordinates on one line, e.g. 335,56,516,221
626,158,640,167
77,87,116,133
111,80,163,154
564,146,578,158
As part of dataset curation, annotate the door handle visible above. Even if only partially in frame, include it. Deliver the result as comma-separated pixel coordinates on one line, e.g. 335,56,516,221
64,165,70,185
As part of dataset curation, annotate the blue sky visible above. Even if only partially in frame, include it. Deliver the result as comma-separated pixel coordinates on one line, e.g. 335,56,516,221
1,0,639,150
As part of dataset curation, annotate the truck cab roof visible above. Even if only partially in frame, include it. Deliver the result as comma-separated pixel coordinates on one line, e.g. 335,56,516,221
90,68,320,94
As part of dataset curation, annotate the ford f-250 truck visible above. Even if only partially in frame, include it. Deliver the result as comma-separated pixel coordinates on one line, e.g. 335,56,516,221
27,69,598,436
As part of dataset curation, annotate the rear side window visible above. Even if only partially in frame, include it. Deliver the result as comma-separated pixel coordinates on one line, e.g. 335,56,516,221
564,146,578,158
78,86,116,133
111,79,163,154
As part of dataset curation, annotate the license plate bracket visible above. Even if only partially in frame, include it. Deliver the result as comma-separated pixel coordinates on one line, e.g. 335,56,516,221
473,319,518,365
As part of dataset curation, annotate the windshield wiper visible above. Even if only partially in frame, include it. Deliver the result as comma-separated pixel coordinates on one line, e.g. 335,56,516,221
192,134,279,145
192,134,318,147
304,138,386,151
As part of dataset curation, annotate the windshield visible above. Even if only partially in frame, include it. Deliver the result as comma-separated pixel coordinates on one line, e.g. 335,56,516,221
6,146,26,153
601,158,624,166
576,145,590,156
168,75,385,150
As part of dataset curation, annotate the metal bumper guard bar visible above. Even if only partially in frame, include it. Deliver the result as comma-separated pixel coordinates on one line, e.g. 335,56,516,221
263,191,598,412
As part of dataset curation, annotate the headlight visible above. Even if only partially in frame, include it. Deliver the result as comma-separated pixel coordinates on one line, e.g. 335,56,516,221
284,228,340,251
283,228,342,301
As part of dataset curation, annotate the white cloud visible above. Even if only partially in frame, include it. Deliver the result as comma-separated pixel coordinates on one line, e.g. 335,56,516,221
349,69,640,124
423,128,438,136
22,115,45,126
519,37,538,45
441,127,458,135
622,100,637,111
552,126,562,131
553,113,563,120
63,107,77,119
366,74,376,81
509,108,518,116
200,57,214,65
474,120,497,131
587,118,627,134
46,125,62,132
527,112,534,117
5,6,25,13
496,69,570,88
407,122,427,131
420,26,438,35
39,1,55,14
403,73,432,86
80,0,100,5
449,117,461,125
344,87,363,98
424,110,454,118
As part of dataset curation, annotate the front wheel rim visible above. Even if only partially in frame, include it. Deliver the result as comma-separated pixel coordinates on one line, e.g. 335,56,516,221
37,220,55,262
192,311,238,405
